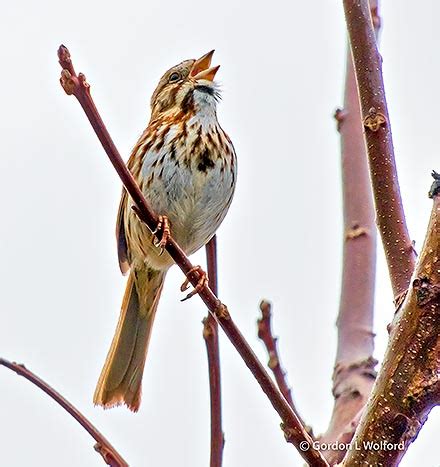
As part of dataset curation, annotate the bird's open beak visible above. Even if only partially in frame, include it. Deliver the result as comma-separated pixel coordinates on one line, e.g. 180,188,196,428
190,50,220,82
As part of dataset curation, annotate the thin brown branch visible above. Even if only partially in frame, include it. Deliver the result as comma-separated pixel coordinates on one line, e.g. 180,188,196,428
319,2,379,463
342,172,440,465
0,358,128,467
257,301,295,412
57,45,328,466
343,0,416,301
203,235,224,467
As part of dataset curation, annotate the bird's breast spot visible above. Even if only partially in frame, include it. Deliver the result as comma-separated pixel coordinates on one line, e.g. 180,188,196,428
196,149,215,173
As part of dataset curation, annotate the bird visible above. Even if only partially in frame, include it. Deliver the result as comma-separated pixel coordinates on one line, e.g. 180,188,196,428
93,51,237,411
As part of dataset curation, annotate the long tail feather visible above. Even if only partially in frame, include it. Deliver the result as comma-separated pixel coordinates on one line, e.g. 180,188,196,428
94,267,165,411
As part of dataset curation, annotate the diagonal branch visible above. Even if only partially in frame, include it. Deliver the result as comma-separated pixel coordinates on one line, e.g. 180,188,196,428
57,45,328,466
342,173,440,465
343,0,416,302
203,235,224,467
319,2,379,463
0,358,128,467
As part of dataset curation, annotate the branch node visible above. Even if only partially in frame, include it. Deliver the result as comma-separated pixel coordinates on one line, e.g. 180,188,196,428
334,108,348,132
94,443,120,467
215,303,230,320
363,107,387,132
60,69,76,95
333,357,378,388
280,423,306,446
393,288,409,313
78,72,89,88
345,223,369,240
412,277,440,306
280,423,294,443
268,352,279,370
202,317,214,339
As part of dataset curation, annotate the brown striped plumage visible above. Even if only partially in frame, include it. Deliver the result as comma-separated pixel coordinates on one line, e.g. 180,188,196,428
94,51,236,411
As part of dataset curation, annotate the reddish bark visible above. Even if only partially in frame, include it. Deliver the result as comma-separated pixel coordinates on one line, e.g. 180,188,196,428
343,0,416,301
204,236,224,467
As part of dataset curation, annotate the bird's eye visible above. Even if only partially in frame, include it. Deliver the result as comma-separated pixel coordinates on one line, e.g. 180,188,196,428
169,72,181,83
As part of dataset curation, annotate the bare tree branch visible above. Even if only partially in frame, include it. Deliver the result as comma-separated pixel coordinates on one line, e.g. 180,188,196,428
0,358,128,467
257,301,298,416
342,172,440,465
57,45,328,466
319,2,379,463
343,0,416,301
204,235,224,467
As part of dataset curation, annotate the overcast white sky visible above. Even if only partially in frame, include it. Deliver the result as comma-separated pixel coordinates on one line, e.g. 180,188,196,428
0,1,438,466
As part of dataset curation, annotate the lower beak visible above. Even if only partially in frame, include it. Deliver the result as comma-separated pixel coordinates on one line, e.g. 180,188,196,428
190,50,220,82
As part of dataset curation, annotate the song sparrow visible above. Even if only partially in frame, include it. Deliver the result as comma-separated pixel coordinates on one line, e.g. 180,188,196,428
94,51,237,411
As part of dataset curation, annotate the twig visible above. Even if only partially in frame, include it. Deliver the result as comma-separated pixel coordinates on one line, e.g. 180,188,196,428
57,45,328,466
343,0,416,301
257,301,295,412
0,358,128,467
342,172,440,465
319,2,379,463
203,235,224,467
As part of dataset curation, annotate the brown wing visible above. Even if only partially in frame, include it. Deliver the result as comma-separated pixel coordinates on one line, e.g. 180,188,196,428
116,189,130,275
117,127,151,274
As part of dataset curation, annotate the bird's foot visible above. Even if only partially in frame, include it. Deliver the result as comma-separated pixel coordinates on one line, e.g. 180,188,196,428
180,266,209,301
152,215,170,255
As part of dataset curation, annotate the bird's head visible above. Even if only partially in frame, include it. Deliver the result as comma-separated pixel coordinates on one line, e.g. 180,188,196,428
150,50,220,120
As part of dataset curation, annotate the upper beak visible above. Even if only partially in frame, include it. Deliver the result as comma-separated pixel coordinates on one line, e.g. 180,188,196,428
190,50,220,82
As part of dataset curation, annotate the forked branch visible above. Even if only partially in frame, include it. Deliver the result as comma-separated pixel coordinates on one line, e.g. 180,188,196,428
342,173,440,465
57,45,328,466
0,358,128,467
